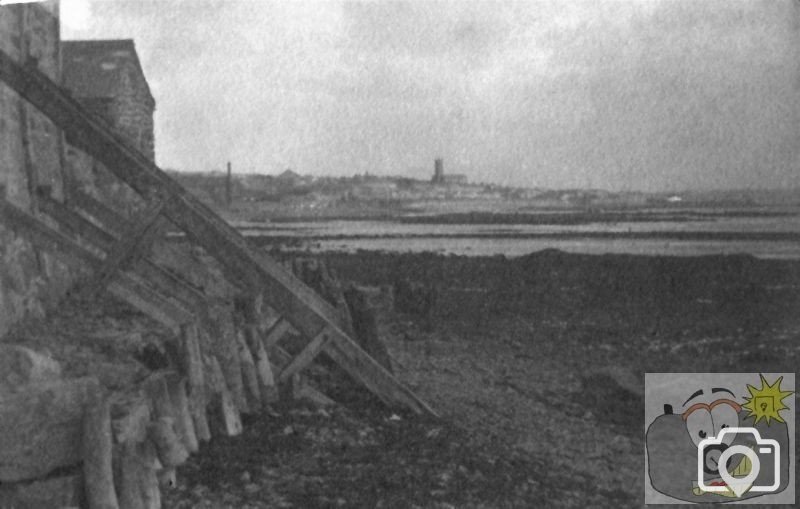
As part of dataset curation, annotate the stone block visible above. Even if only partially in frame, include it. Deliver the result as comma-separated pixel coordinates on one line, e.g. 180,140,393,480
0,376,99,482
0,473,83,509
0,344,61,391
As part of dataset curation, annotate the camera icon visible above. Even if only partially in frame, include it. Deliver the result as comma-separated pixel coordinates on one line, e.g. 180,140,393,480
697,427,781,498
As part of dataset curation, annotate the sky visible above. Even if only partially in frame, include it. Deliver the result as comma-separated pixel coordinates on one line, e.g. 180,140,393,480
60,0,800,191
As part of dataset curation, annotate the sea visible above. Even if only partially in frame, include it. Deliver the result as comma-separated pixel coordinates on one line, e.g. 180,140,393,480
232,214,800,260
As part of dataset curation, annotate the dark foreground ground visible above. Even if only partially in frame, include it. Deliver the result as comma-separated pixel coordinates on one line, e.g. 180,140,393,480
164,249,800,508
6,249,799,507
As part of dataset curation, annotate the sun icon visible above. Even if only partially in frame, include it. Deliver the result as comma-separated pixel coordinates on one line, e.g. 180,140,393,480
742,374,793,425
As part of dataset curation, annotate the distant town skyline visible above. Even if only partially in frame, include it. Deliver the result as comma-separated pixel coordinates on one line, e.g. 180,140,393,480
62,0,800,192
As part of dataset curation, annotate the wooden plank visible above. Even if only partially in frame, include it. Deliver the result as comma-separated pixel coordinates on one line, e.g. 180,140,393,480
70,188,128,232
108,272,193,329
269,346,335,406
81,200,165,297
277,327,331,383
0,51,436,416
37,193,207,312
322,329,438,415
0,197,98,266
0,199,194,329
82,389,120,509
37,188,117,247
263,317,292,349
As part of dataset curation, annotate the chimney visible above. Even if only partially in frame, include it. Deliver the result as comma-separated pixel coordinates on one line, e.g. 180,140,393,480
433,158,444,183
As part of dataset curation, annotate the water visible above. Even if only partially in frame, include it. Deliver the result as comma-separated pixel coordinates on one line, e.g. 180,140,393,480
233,215,800,259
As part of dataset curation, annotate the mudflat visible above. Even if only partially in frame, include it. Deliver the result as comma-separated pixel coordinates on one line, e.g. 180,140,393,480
162,248,799,507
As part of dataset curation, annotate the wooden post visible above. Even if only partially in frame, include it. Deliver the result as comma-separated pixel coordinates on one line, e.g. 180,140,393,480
239,294,278,404
143,373,174,421
82,389,120,509
236,328,262,413
165,374,199,454
138,440,161,509
344,284,394,373
114,441,145,509
250,326,278,404
143,373,189,468
179,322,210,442
226,161,232,207
206,356,242,437
207,308,248,415
146,417,189,468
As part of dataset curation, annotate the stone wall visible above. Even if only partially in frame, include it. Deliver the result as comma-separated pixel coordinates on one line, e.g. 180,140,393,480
0,0,154,336
113,59,155,161
0,1,68,336
65,49,154,218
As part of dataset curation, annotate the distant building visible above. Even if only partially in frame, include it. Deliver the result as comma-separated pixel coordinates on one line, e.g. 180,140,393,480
432,158,444,183
442,174,468,185
276,169,304,186
62,39,155,160
431,158,467,185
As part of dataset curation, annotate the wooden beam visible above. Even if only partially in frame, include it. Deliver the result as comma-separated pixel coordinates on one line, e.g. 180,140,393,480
0,199,194,329
53,189,214,311
0,50,437,416
269,346,336,406
81,200,165,297
263,317,292,349
277,327,331,383
37,194,207,312
69,188,128,232
37,189,116,247
107,273,193,329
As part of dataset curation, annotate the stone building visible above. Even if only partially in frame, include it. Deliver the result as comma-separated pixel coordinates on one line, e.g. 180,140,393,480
430,158,468,185
0,4,156,335
62,39,155,160
61,38,155,215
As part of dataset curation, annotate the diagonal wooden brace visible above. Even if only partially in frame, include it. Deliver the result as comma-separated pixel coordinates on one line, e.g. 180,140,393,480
269,345,335,406
0,50,437,416
263,317,293,349
0,199,194,329
277,326,332,384
36,193,207,312
79,199,165,298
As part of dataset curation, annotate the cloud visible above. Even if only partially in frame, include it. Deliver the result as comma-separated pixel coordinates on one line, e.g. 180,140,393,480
61,0,800,190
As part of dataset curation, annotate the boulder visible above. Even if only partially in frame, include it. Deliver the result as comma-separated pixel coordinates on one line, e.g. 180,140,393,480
0,376,99,482
0,344,61,391
0,473,83,509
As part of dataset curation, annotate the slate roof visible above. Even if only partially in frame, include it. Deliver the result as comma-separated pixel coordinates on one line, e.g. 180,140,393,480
62,39,154,108
277,169,302,181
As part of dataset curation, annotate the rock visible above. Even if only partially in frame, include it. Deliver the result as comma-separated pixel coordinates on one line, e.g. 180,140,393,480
0,344,61,390
0,473,83,509
111,395,152,444
158,467,177,489
147,417,189,467
0,377,99,482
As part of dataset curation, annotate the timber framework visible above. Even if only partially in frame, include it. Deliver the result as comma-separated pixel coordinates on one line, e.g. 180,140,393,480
0,39,436,509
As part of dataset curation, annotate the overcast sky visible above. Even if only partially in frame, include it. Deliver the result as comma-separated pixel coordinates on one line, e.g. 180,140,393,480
61,0,799,191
